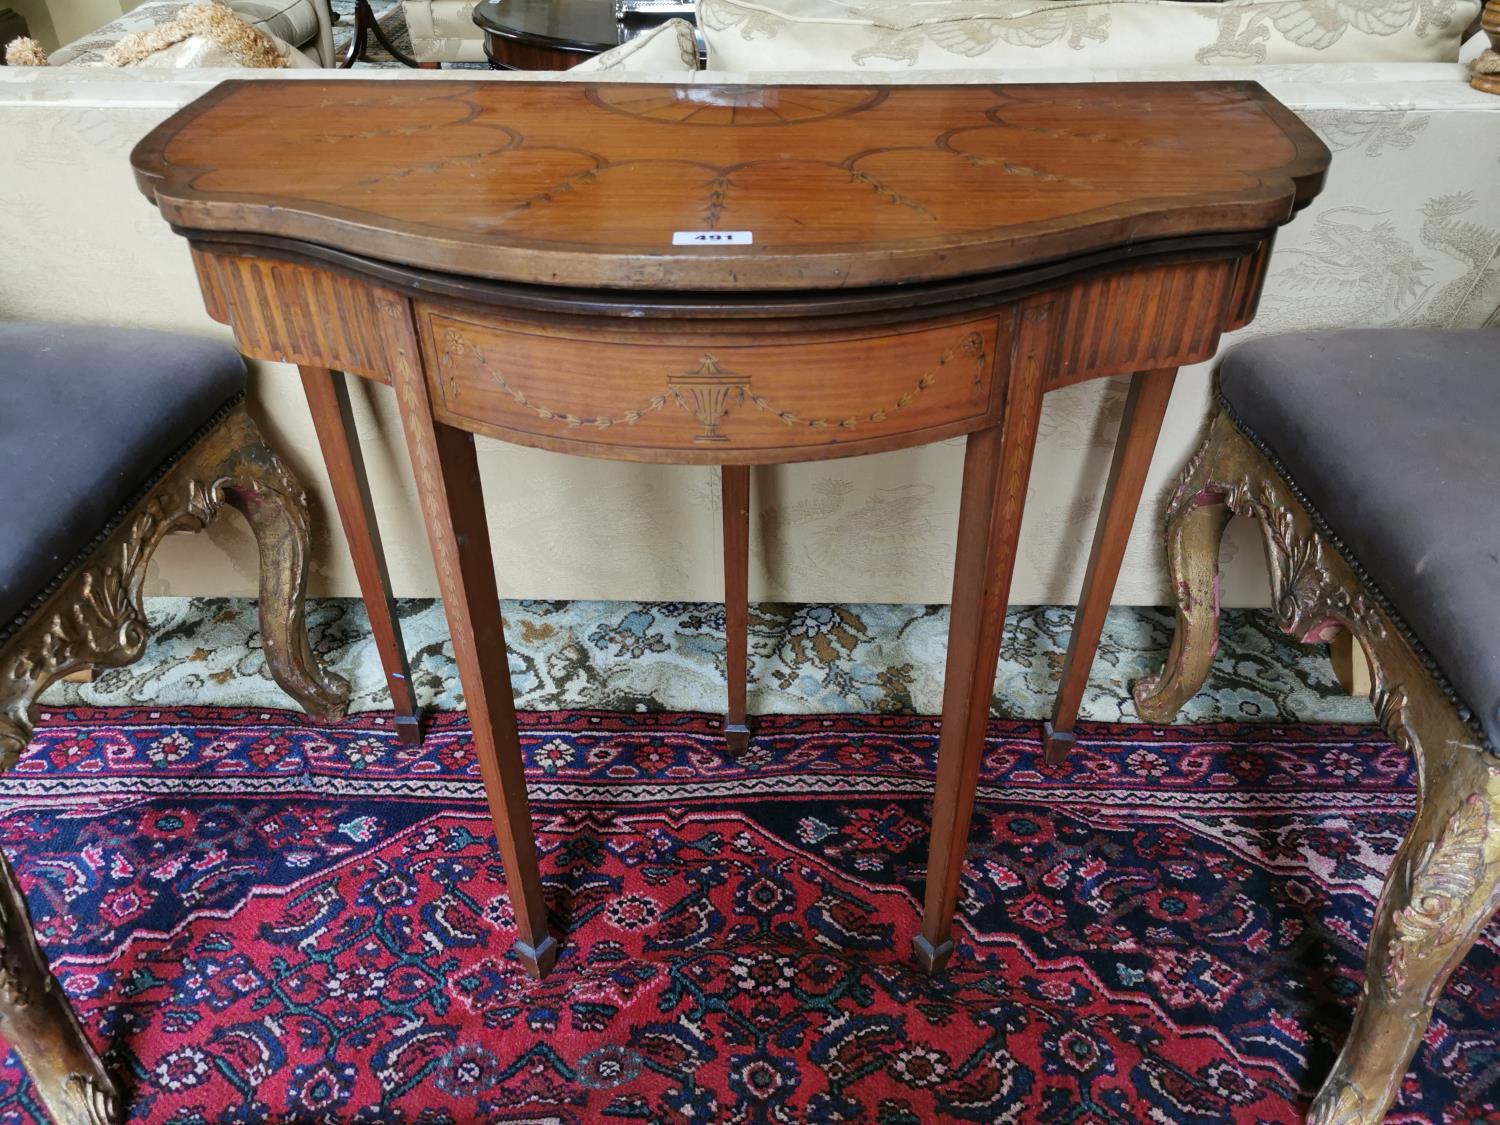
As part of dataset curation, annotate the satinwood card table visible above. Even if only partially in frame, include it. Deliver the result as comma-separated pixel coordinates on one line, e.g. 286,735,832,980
132,80,1328,978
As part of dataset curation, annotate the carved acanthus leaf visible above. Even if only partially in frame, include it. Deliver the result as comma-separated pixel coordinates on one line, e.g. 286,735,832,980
0,442,261,770
63,1074,120,1125
7,511,163,688
1162,438,1211,525
1371,684,1418,757
0,960,31,1010
0,869,37,1011
1306,1079,1370,1125
1161,435,1255,529
184,477,220,527
1383,792,1492,997
1239,481,1386,645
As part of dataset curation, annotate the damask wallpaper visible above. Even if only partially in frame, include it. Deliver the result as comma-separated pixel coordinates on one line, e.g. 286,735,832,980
2,65,1496,607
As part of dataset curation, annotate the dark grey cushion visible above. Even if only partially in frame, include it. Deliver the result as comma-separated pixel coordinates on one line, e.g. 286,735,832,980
1219,328,1500,751
0,323,245,633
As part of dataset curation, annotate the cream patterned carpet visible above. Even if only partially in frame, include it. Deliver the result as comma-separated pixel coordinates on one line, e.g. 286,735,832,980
40,599,1375,724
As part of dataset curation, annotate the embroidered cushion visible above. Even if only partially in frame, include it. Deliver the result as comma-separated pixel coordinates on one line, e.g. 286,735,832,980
404,0,487,63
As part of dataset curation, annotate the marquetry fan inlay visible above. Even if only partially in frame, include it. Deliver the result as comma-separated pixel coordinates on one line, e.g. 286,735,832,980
587,85,886,125
132,80,1327,290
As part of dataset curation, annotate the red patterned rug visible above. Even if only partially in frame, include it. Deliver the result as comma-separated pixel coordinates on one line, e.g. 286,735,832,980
0,707,1495,1122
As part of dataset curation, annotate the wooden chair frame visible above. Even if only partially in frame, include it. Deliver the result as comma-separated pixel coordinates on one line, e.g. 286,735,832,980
0,398,349,1125
1472,0,1500,94
1135,409,1500,1124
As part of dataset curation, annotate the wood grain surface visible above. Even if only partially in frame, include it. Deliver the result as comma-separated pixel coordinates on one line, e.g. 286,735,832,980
421,304,1003,459
133,80,1328,291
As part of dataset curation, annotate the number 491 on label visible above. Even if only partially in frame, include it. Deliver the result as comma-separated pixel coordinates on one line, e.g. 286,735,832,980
672,231,753,246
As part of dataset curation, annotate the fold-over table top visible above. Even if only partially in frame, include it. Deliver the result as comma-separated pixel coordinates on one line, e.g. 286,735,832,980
132,80,1329,291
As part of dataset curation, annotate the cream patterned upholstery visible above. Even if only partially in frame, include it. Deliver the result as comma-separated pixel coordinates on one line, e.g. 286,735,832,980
49,0,334,66
572,18,701,70
404,0,485,62
698,0,1480,71
409,0,1478,65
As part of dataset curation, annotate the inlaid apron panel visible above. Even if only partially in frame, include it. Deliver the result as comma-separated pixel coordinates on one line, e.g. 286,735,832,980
421,307,1006,456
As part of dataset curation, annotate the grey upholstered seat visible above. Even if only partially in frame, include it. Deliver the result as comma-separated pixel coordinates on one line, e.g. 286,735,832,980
1219,328,1499,750
0,323,245,632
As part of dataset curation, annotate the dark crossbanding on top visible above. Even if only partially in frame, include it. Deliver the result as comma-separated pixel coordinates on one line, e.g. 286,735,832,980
132,79,1327,291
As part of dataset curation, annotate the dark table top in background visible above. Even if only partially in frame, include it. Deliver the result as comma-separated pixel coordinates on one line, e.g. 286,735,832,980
473,0,621,56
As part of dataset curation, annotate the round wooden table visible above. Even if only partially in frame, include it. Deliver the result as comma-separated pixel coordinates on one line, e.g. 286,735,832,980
473,0,680,70
132,79,1328,984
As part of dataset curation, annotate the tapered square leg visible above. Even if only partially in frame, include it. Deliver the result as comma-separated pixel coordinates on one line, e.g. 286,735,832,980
911,933,954,976
300,365,423,745
1045,367,1177,764
382,305,554,971
916,304,1051,974
515,933,559,979
722,465,752,754
1039,721,1074,763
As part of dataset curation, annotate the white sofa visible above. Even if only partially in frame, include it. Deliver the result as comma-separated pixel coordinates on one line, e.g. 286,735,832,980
30,0,335,66
0,43,1496,608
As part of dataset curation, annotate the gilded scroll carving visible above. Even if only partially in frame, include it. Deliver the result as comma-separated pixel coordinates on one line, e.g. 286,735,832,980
1259,496,1386,644
1382,793,1491,996
0,876,35,1012
0,848,123,1124
2,499,187,769
63,1075,120,1125
1,406,347,765
1161,440,1212,524
1201,469,1386,647
1371,683,1418,757
1307,1079,1372,1125
8,512,154,692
